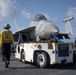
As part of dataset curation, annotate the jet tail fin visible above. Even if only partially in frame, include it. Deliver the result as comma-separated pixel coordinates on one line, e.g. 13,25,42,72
63,17,74,34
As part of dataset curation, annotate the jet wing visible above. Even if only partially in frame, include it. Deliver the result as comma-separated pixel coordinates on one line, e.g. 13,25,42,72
15,26,35,34
13,26,35,42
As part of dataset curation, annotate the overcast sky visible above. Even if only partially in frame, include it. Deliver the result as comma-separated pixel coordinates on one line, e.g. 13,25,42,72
0,0,76,35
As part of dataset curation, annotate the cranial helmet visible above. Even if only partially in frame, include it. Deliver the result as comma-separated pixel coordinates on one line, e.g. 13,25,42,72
4,24,11,29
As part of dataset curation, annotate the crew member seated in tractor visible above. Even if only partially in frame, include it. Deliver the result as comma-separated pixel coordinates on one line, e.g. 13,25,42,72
50,33,61,43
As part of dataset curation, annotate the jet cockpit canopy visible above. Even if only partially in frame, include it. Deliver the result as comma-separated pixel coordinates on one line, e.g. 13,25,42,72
34,14,47,21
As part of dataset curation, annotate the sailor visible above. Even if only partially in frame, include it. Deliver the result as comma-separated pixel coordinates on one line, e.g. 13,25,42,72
0,24,14,68
50,33,61,43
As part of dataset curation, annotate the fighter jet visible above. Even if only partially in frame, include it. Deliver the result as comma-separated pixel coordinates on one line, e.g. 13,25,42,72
14,14,59,41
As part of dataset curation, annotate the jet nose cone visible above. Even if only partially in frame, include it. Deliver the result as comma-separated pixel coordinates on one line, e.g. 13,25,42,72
44,23,59,35
52,26,59,33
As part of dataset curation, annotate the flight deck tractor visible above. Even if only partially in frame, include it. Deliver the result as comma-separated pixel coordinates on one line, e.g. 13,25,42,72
15,32,75,68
